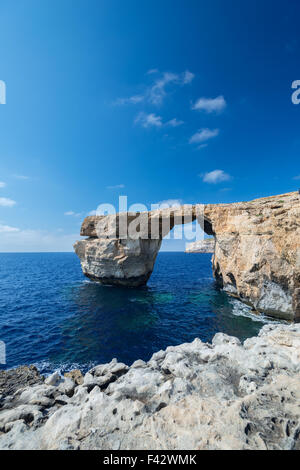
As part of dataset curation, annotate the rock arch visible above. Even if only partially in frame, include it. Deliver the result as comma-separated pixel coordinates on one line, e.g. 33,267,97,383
74,192,300,321
74,205,206,287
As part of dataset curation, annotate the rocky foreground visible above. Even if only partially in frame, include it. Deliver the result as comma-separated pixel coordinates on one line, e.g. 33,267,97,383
0,322,299,450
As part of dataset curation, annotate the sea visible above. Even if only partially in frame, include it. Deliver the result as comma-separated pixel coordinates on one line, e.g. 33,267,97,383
0,252,284,375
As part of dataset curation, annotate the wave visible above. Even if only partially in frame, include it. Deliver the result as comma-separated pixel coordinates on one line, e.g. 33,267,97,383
230,298,287,325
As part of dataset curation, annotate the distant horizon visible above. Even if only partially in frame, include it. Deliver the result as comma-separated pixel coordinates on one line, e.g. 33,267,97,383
0,187,297,252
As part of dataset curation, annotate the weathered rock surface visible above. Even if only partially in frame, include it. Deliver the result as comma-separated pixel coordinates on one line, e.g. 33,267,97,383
75,206,199,287
205,192,300,321
0,366,44,406
74,238,162,287
75,192,300,320
0,323,299,450
186,238,215,253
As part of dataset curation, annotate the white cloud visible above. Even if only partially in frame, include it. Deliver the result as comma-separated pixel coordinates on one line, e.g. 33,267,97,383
189,128,219,144
135,113,184,129
192,95,226,113
0,224,20,233
148,70,194,105
148,72,179,105
113,95,144,106
165,118,184,127
0,182,6,188
202,169,231,184
293,175,300,180
197,144,208,150
156,199,182,208
134,112,163,128
12,174,30,180
0,197,16,207
64,211,82,217
106,184,125,189
147,68,159,75
115,70,195,107
182,70,195,84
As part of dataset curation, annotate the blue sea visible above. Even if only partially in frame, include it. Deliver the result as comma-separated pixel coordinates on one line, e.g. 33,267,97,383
0,252,282,375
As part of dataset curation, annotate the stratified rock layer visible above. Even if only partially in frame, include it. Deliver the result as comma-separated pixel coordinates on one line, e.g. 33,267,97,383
74,192,300,320
186,238,215,253
0,323,299,450
74,238,162,287
205,192,300,321
75,205,198,288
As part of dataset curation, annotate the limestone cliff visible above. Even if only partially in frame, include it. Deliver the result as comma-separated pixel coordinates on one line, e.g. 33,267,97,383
186,238,215,253
204,192,300,321
74,192,300,321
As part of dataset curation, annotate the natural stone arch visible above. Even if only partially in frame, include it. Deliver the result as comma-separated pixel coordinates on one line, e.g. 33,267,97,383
74,192,300,321
74,205,207,287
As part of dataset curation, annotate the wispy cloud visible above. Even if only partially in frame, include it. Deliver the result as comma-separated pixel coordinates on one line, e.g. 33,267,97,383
165,118,184,127
0,224,20,233
202,169,231,184
113,95,144,106
0,197,16,207
148,70,194,105
135,112,163,128
220,187,232,192
293,175,300,180
192,95,227,113
147,68,159,75
106,184,125,189
0,182,6,188
115,70,195,107
197,144,208,150
135,113,184,129
64,211,82,217
12,174,30,180
189,128,219,144
182,70,195,84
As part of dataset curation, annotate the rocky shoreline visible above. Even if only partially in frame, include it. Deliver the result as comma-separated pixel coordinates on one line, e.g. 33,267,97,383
0,322,299,450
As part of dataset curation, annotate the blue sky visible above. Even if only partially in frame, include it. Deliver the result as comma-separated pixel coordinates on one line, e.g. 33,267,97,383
0,0,299,251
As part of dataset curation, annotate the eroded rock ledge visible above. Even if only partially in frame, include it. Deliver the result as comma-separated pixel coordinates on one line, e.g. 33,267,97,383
74,192,300,321
0,323,299,450
186,238,215,253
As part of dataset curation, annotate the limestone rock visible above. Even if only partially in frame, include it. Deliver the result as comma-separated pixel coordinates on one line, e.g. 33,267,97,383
0,323,299,450
74,237,162,287
0,366,44,404
64,369,84,386
204,192,300,321
186,238,215,253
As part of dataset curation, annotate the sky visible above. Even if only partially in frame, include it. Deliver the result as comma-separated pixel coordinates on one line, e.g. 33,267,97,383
0,0,299,252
